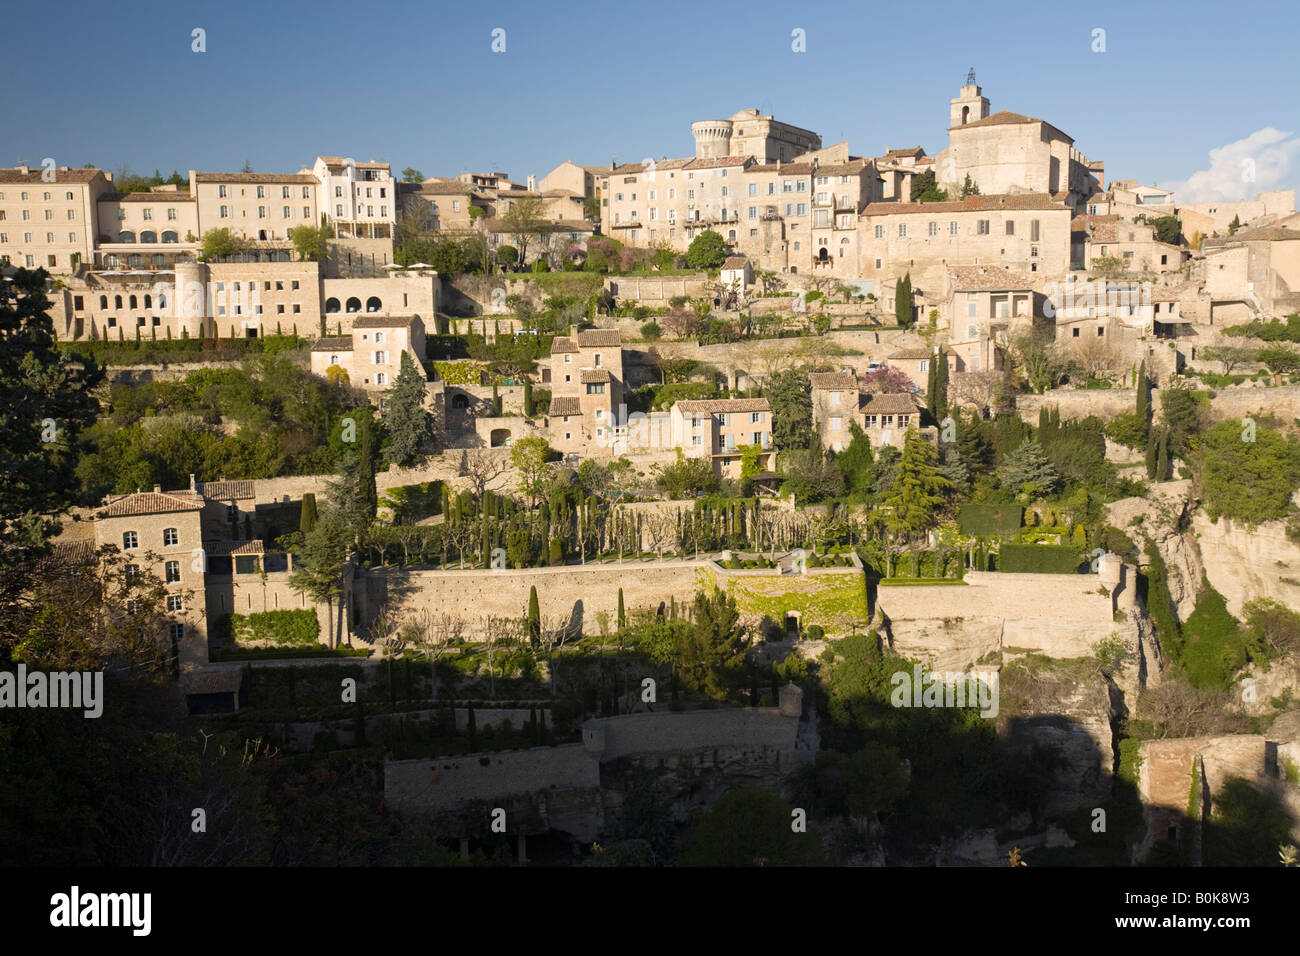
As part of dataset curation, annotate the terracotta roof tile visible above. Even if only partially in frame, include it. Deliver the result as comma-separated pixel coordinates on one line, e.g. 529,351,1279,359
311,336,353,352
675,398,771,414
862,193,1066,216
580,369,611,383
193,172,317,184
860,392,923,414
198,480,255,500
98,492,205,518
809,371,857,389
549,396,582,416
576,329,621,347
352,315,418,328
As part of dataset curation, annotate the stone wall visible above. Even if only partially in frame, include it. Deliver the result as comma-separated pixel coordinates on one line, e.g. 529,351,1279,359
1015,384,1300,426
595,707,801,759
385,743,600,813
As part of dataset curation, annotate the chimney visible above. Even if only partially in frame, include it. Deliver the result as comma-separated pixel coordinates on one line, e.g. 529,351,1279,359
189,473,196,492
527,174,536,192
569,324,579,338
153,483,161,494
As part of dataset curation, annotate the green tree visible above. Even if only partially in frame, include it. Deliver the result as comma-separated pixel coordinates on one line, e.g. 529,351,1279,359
289,224,330,262
1148,215,1181,245
527,585,540,645
764,367,813,450
299,492,318,535
1160,385,1202,456
383,353,433,467
617,588,626,631
881,431,954,539
1228,214,1241,235
200,228,244,261
1193,420,1300,527
680,786,827,866
910,168,948,203
1258,343,1300,383
685,229,728,270
1015,330,1067,394
894,272,914,328
401,167,424,183
501,195,548,265
960,173,981,197
1135,359,1151,430
289,508,351,648
583,196,601,222
834,422,877,502
510,436,553,509
677,586,747,700
926,351,948,420
651,449,719,499
497,244,519,267
523,377,535,417
0,268,104,635
997,439,1061,499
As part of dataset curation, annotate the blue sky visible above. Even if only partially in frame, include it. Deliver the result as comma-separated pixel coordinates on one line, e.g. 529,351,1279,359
8,0,1298,200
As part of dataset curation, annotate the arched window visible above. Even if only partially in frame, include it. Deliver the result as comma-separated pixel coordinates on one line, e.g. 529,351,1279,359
140,230,157,243
151,254,166,267
118,230,135,243
99,295,108,309
365,296,381,313
161,230,178,243
329,354,339,365
129,295,138,309
345,297,361,313
159,294,167,311
727,229,736,240
114,295,123,309
143,294,152,308
325,298,341,313
129,255,143,268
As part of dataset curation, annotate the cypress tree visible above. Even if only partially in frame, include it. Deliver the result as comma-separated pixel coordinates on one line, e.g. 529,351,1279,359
1156,428,1170,481
1136,360,1151,435
299,492,318,535
358,411,378,520
617,588,626,630
895,272,913,328
466,704,478,750
528,585,540,644
1145,433,1158,479
523,377,535,417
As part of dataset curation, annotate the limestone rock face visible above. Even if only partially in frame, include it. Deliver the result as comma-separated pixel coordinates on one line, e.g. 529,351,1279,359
1191,512,1300,618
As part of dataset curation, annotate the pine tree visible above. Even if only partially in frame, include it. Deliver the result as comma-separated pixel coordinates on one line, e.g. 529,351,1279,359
383,352,434,467
961,173,980,197
299,492,318,535
996,439,1061,499
881,432,954,538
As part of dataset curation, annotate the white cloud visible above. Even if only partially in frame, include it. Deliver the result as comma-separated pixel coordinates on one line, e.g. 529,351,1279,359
1161,127,1300,203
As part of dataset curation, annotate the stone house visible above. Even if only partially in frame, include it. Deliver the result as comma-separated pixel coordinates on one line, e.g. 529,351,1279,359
668,398,774,478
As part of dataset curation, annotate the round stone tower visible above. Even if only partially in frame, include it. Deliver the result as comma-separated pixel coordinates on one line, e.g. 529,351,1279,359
778,682,803,717
692,120,734,159
173,260,209,338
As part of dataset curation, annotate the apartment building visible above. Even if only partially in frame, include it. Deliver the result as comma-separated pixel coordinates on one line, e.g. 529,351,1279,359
669,398,774,479
0,165,110,272
189,171,320,243
94,187,199,270
859,194,1073,299
311,157,395,239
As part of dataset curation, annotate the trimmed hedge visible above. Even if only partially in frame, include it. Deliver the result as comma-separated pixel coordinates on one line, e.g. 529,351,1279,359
230,609,320,646
958,503,1023,537
996,544,1085,574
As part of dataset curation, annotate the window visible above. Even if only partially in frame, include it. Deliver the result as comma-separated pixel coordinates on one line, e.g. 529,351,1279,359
751,411,763,423
376,372,387,386
218,185,228,198
829,391,840,407
1098,326,1105,336
928,221,937,236
748,184,758,196
163,527,179,546
219,205,229,218
165,561,181,583
125,564,140,581
122,531,138,550
829,416,842,431
898,224,907,237
874,225,883,239
919,360,929,373
281,186,290,199
1072,327,1080,337
166,595,183,612
256,186,266,198
977,219,990,235
257,206,267,218
1005,220,1014,235
169,623,184,642
373,350,388,364
950,221,958,235
1030,219,1040,242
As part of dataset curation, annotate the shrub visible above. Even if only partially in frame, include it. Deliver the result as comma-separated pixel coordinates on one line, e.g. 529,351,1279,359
640,321,663,341
230,609,321,646
958,503,1024,537
996,543,1084,574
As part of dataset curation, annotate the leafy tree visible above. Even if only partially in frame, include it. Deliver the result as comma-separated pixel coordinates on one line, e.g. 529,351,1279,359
289,224,330,262
680,786,827,866
510,436,553,509
1193,420,1300,527
583,196,600,222
200,228,244,261
1105,411,1148,450
497,244,519,267
894,272,914,328
1200,345,1257,375
764,368,813,450
1148,215,1181,245
383,353,433,467
501,195,548,265
1258,343,1300,382
651,449,718,499
685,229,727,270
997,439,1061,499
401,167,424,183
1014,330,1067,394
960,173,981,197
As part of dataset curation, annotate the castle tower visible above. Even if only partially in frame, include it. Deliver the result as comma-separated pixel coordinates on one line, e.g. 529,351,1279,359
692,119,734,160
949,70,990,128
